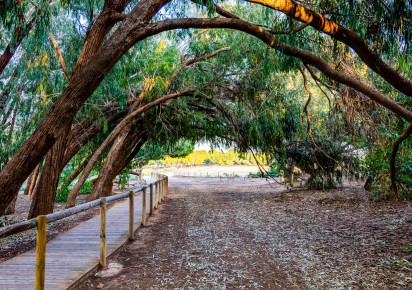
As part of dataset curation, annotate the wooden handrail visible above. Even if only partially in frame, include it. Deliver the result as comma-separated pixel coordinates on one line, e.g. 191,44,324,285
0,173,168,290
0,176,167,239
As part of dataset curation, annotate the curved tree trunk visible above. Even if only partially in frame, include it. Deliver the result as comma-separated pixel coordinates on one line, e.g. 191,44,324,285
66,90,192,208
87,129,148,201
2,1,412,216
5,196,18,215
389,122,412,198
28,124,71,218
24,164,40,196
60,156,91,189
0,0,168,215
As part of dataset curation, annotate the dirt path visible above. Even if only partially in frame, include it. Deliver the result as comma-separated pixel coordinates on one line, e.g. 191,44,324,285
78,177,412,289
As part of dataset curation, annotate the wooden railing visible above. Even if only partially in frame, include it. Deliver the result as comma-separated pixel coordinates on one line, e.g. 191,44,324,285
0,173,168,290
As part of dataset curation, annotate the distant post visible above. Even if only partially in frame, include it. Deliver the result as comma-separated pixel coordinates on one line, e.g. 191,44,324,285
35,215,47,290
154,181,158,209
142,187,147,226
100,197,107,268
129,191,134,240
159,179,163,203
165,176,168,196
149,183,153,215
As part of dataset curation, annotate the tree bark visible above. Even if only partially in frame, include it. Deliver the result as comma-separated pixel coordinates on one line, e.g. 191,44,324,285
60,157,91,189
389,122,412,198
24,164,40,196
72,0,131,76
28,124,71,218
63,109,128,165
48,31,70,81
5,195,18,215
0,0,170,214
87,128,148,201
66,89,193,207
1,0,411,216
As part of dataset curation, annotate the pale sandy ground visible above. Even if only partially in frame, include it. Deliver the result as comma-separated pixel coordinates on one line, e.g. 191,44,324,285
78,177,412,289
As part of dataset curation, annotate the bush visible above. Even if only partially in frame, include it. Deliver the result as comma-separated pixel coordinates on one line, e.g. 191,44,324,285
55,180,94,203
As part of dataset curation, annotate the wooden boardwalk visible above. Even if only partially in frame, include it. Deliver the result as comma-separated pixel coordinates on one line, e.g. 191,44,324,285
0,186,153,290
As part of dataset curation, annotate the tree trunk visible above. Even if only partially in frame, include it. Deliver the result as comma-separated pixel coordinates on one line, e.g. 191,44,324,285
88,131,148,201
28,124,71,218
63,109,128,165
364,176,374,191
66,90,190,207
2,1,412,215
0,0,169,215
24,164,40,196
4,195,18,215
389,122,412,198
289,163,295,188
85,126,147,201
60,157,91,189
89,129,131,200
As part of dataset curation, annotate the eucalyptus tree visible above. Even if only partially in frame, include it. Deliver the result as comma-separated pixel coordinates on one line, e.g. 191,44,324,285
0,0,411,214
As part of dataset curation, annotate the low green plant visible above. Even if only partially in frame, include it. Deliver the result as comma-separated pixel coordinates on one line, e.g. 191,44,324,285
378,258,412,270
55,185,70,203
55,179,94,202
403,245,412,253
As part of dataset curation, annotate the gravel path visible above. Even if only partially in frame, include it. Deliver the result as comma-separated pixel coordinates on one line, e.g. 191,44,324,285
77,177,412,289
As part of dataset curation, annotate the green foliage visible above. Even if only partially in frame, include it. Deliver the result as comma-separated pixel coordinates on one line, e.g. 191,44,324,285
55,179,94,202
1,0,412,201
55,185,71,203
378,258,412,270
403,245,412,254
167,140,194,158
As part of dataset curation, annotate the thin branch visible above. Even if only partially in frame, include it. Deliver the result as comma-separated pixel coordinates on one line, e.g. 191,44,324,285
268,23,309,35
48,31,70,81
299,66,317,148
180,29,210,64
390,122,412,198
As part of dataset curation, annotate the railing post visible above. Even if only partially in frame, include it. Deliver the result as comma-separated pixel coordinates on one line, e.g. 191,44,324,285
164,176,169,197
163,177,166,199
149,183,153,215
158,180,161,205
35,215,47,290
154,181,159,209
157,181,161,207
166,176,169,196
100,197,107,268
142,187,147,227
129,191,134,240
159,179,163,203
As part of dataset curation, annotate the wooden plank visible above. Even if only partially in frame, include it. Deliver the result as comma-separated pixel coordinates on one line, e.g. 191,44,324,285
0,179,157,290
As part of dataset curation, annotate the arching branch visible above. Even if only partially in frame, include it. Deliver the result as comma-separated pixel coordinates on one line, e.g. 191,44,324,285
245,0,412,97
390,123,412,198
